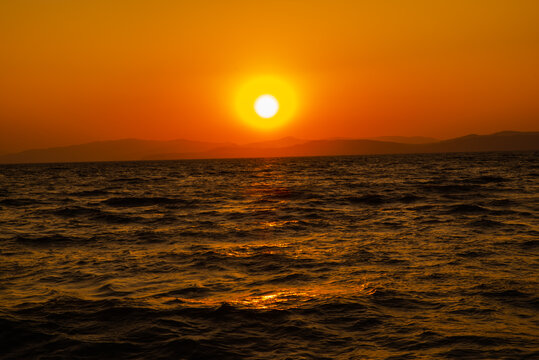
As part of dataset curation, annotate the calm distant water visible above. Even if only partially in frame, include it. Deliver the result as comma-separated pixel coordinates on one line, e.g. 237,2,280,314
0,152,538,359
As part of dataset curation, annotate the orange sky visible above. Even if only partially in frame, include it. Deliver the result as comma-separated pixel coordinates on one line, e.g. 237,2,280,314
1,0,538,153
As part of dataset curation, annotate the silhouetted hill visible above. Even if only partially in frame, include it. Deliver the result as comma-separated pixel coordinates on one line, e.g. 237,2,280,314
244,137,308,149
0,131,537,164
153,131,539,160
368,136,438,144
0,139,230,164
421,131,539,153
186,139,414,159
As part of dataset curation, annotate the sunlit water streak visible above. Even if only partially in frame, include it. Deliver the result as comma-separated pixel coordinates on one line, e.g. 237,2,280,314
0,152,538,359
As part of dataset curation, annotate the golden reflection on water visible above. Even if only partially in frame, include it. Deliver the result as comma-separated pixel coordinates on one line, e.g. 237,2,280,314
262,220,299,228
151,283,377,311
219,241,293,257
236,291,308,309
234,283,377,310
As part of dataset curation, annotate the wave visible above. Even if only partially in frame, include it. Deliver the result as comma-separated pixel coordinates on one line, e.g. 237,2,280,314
52,206,144,223
446,204,489,214
69,189,110,197
422,184,481,193
102,196,190,207
346,193,423,205
0,198,43,207
12,234,85,245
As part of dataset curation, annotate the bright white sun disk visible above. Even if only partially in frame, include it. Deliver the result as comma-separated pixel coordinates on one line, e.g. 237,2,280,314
254,94,279,118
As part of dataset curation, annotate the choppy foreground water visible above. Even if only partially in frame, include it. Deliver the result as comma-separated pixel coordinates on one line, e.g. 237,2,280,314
0,152,538,359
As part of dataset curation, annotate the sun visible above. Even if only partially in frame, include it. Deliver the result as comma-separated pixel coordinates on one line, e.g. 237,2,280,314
254,94,279,118
235,75,297,130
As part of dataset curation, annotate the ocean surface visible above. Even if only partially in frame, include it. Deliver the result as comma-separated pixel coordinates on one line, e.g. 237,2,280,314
0,152,537,359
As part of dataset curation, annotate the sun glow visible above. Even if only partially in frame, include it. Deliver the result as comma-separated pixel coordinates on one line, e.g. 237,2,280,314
235,75,298,130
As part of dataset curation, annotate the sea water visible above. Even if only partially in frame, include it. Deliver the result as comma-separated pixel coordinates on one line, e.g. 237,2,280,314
0,152,537,359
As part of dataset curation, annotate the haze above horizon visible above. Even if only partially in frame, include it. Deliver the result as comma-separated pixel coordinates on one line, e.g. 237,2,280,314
1,0,538,154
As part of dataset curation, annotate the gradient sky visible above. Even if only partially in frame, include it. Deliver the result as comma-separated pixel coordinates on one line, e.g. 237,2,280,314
1,0,538,153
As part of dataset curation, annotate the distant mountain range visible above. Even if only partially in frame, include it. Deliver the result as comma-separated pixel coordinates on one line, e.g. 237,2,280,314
367,136,438,144
0,131,537,164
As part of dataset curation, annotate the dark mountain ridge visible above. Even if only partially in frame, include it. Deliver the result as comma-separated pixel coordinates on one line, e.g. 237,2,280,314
1,131,537,164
